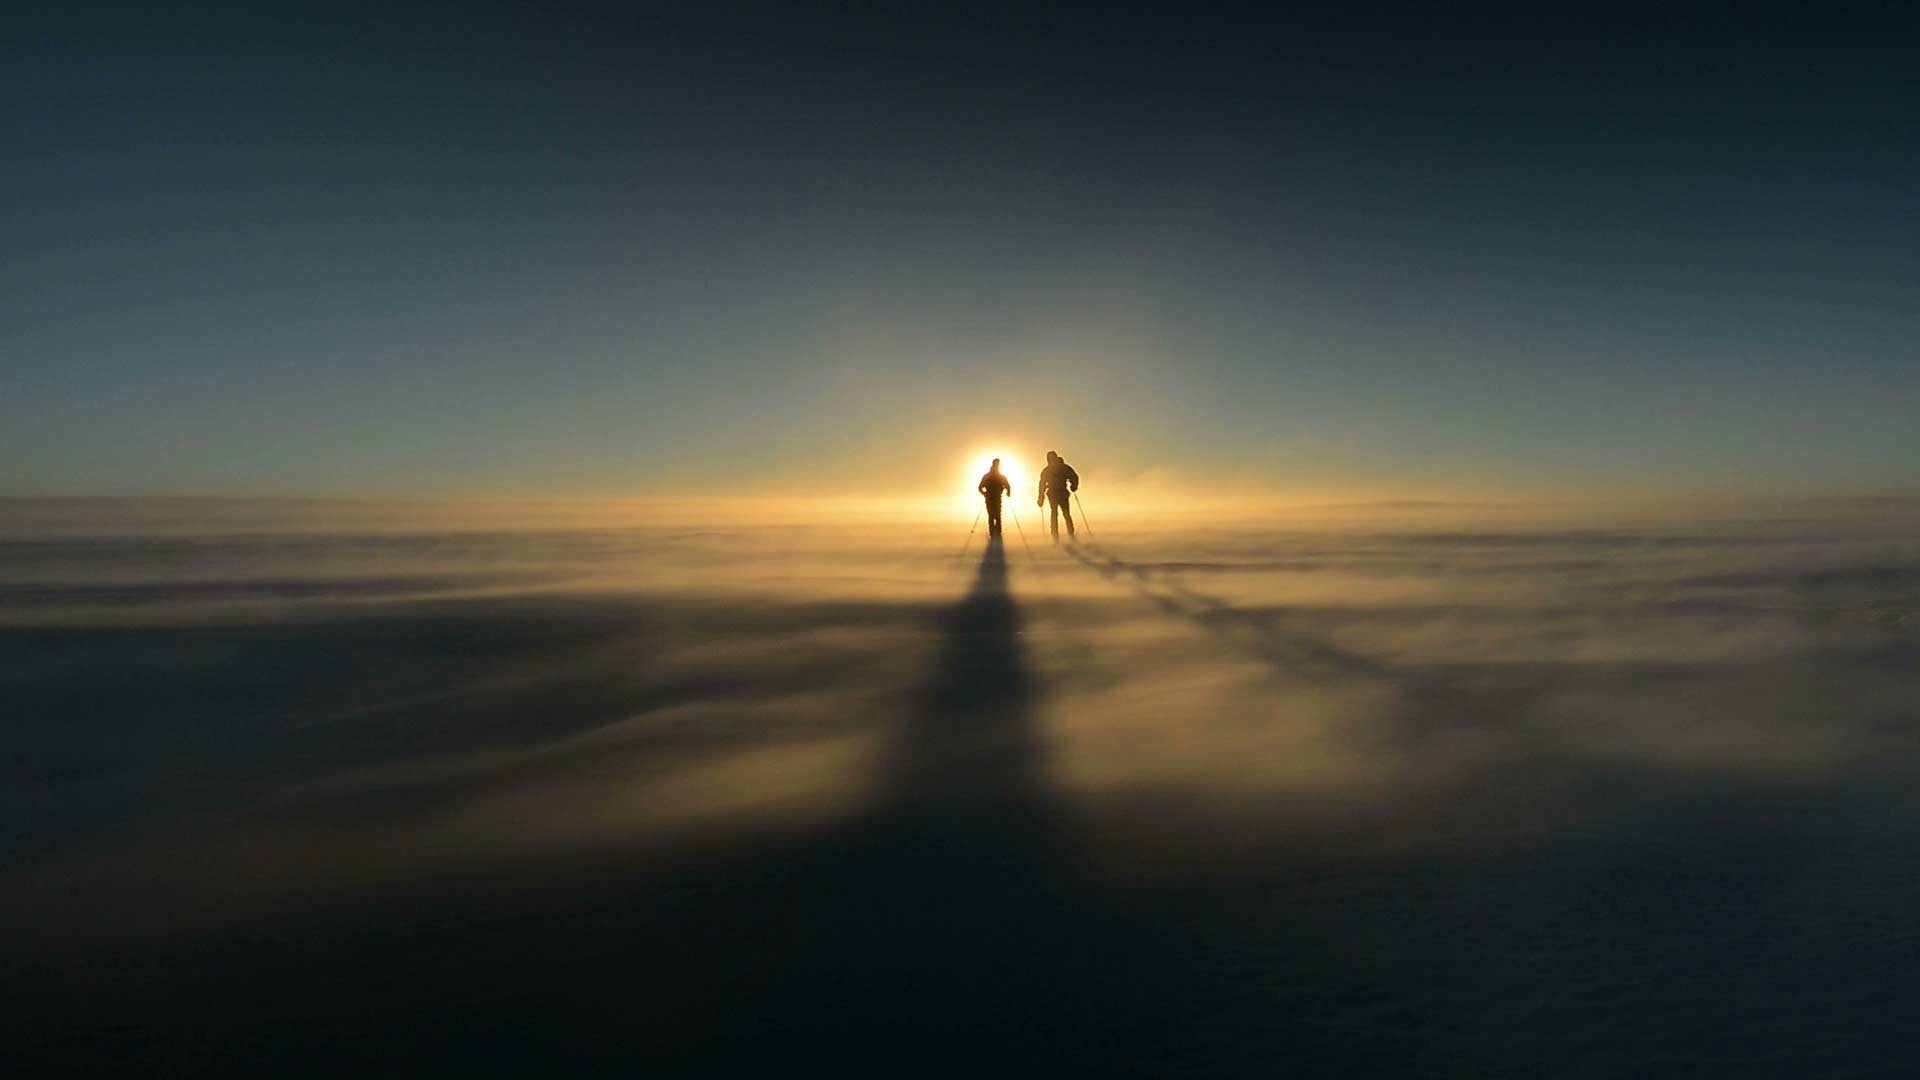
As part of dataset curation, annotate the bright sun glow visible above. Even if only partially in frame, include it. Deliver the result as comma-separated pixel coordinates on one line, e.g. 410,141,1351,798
958,449,1026,517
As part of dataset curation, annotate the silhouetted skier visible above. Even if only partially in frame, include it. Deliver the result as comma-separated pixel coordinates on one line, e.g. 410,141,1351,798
1037,450,1079,540
979,458,1011,535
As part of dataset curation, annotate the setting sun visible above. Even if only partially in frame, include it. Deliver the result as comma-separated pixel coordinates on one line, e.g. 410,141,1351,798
959,449,1026,516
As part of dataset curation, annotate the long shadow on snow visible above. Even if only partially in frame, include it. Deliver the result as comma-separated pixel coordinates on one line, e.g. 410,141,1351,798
647,534,1233,1073
1060,539,1671,742
17,541,1920,1076
15,538,1346,1077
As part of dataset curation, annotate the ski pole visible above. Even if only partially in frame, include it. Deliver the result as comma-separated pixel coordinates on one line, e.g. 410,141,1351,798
1072,490,1096,538
1008,505,1038,564
955,508,983,561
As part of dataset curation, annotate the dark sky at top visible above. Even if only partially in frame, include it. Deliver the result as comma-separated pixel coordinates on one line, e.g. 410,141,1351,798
6,3,1916,495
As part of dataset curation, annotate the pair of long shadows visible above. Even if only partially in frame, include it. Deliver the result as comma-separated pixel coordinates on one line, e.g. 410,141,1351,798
671,537,1920,1076
639,534,1368,1076
19,533,1920,1075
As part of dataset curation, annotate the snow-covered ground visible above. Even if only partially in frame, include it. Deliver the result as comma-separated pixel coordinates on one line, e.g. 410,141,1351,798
6,498,1919,1074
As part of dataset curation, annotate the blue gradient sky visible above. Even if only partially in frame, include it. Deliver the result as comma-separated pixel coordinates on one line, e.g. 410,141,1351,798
6,4,1916,497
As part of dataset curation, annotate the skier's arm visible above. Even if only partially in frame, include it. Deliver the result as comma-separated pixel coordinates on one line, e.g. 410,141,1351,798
1066,465,1079,492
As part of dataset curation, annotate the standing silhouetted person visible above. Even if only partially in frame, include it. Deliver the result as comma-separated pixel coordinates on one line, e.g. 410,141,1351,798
1037,450,1079,540
979,458,1011,535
